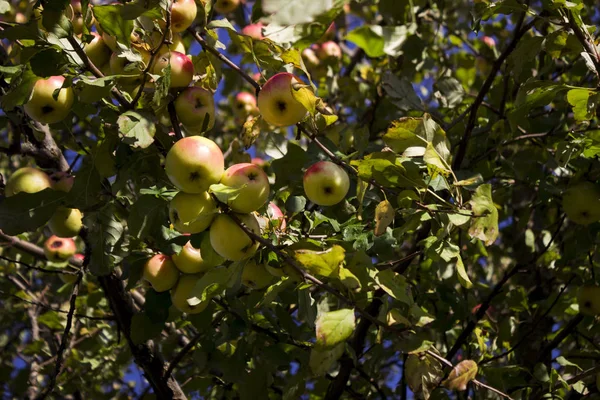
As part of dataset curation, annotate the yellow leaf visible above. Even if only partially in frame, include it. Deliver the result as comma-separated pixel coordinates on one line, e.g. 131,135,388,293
374,200,395,236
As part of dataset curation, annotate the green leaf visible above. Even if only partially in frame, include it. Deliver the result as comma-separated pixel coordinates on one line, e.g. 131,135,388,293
315,308,355,348
92,4,134,48
567,88,597,122
262,0,340,26
434,77,465,109
468,184,499,246
309,343,344,376
405,353,443,399
86,204,124,276
130,313,163,345
346,26,384,57
271,141,309,190
209,183,243,205
0,189,65,235
0,66,37,111
190,265,242,305
127,195,169,241
76,75,116,103
290,83,317,116
456,256,473,289
117,111,155,149
443,360,478,391
67,159,104,209
294,245,345,277
38,311,64,330
382,71,423,112
375,269,412,305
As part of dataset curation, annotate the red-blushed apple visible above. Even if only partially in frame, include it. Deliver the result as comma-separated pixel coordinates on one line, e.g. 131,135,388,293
232,91,258,122
251,157,266,167
482,36,496,47
50,171,74,192
210,213,260,261
170,0,197,33
267,202,286,231
241,260,273,289
171,273,209,314
303,161,350,206
153,51,194,88
143,254,180,292
257,72,308,127
174,87,215,131
165,136,225,193
214,0,240,14
144,32,186,55
5,167,52,196
84,32,111,68
219,163,270,213
252,72,262,83
242,23,263,40
44,236,77,262
172,238,221,274
48,207,83,238
302,47,320,70
316,41,342,60
169,191,217,234
24,76,74,124
66,0,93,34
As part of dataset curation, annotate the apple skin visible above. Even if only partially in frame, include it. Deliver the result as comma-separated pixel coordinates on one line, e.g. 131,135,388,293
165,136,225,193
257,72,307,127
109,48,151,88
303,161,350,206
232,91,257,122
172,239,220,274
241,23,263,40
316,41,342,60
143,254,180,292
302,47,321,69
48,207,83,238
66,0,93,34
24,76,74,125
170,0,197,33
5,167,52,197
84,32,111,68
578,286,600,316
50,172,74,192
210,213,260,261
44,236,77,262
241,260,273,289
153,51,194,88
174,87,215,131
171,273,209,314
562,181,600,225
265,201,286,231
220,163,270,213
213,0,240,14
169,191,217,234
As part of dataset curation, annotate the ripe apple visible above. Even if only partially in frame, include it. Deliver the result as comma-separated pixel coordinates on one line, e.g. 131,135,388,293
170,0,197,33
220,163,270,213
109,49,151,88
171,273,209,314
213,0,240,14
242,23,263,40
44,236,77,262
146,32,186,54
241,260,273,289
562,181,600,225
102,31,141,52
578,286,600,316
66,0,93,34
5,167,52,196
232,91,257,122
165,136,225,193
303,161,350,206
24,76,74,124
172,238,221,274
174,87,215,131
210,213,260,261
84,32,111,68
50,172,74,192
265,201,286,231
257,72,308,127
251,157,266,167
316,41,342,60
48,207,83,238
143,254,180,292
152,51,194,88
169,191,217,234
482,36,496,47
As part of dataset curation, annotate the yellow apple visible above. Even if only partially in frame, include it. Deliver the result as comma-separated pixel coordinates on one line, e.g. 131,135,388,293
257,72,308,127
209,213,260,261
143,254,180,292
5,167,52,196
48,207,83,238
562,181,600,225
578,285,600,316
171,273,209,314
24,76,74,124
241,260,273,289
220,163,270,213
303,161,350,206
172,238,221,274
169,191,217,234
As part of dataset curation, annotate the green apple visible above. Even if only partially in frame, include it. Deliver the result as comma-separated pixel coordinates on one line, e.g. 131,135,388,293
232,91,258,122
5,167,52,196
50,172,74,192
303,161,350,206
172,238,221,274
169,191,216,234
48,207,83,238
152,51,194,88
144,31,186,55
257,72,307,127
44,236,77,262
24,76,74,124
241,260,273,289
170,0,197,32
562,181,600,225
84,32,111,68
174,87,215,132
214,0,240,14
578,285,600,316
171,273,209,314
109,48,151,88
210,213,260,261
165,136,225,193
241,23,263,40
143,254,180,292
220,163,270,213
65,0,93,34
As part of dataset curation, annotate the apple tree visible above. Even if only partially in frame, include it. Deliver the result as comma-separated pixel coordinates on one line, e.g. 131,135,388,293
1,0,600,398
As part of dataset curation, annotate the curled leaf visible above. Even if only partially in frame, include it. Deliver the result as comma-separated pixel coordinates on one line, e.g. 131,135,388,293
374,199,395,236
294,245,345,277
443,360,478,391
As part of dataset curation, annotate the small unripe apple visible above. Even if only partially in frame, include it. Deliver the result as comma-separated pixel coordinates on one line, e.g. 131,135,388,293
242,23,263,40
170,0,197,33
44,236,77,262
241,260,273,289
578,285,600,316
257,72,308,127
174,87,215,131
171,273,209,314
48,207,83,238
210,213,260,261
24,76,74,124
50,172,74,192
143,254,180,292
303,161,350,206
172,238,221,274
84,32,111,68
220,163,270,213
165,136,225,193
153,51,194,88
169,191,217,234
562,181,600,225
213,0,240,14
5,167,52,197
316,41,342,60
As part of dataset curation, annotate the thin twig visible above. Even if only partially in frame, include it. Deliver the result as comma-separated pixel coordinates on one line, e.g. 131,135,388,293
168,101,184,140
0,254,78,275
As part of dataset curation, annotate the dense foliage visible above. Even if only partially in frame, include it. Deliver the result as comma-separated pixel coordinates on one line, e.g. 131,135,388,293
1,0,600,398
